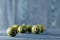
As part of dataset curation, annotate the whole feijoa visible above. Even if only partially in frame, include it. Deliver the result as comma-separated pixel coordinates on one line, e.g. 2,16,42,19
37,24,46,32
26,25,32,33
32,25,40,34
7,27,17,37
18,24,27,33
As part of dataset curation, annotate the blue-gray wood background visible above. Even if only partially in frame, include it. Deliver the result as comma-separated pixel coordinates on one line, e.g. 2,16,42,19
0,0,60,40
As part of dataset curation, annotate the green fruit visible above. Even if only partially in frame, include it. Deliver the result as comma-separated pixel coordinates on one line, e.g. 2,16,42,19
7,27,17,37
12,24,19,29
12,24,19,34
32,25,40,34
18,24,27,33
37,24,46,32
26,25,32,33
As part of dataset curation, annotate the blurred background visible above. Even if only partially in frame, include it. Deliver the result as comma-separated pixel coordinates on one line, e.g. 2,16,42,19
0,0,60,36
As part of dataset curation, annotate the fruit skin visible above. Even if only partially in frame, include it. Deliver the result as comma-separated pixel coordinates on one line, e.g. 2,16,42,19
18,24,27,33
37,24,46,32
26,25,32,33
12,24,19,29
32,25,40,34
12,24,19,34
7,27,17,37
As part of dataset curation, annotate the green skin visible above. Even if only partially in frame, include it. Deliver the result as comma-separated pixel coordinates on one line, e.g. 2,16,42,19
7,27,17,37
12,24,19,34
26,25,32,33
37,24,46,32
32,25,40,34
12,24,19,29
18,24,27,33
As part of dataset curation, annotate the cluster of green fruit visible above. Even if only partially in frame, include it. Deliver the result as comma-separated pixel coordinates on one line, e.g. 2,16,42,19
7,24,46,37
